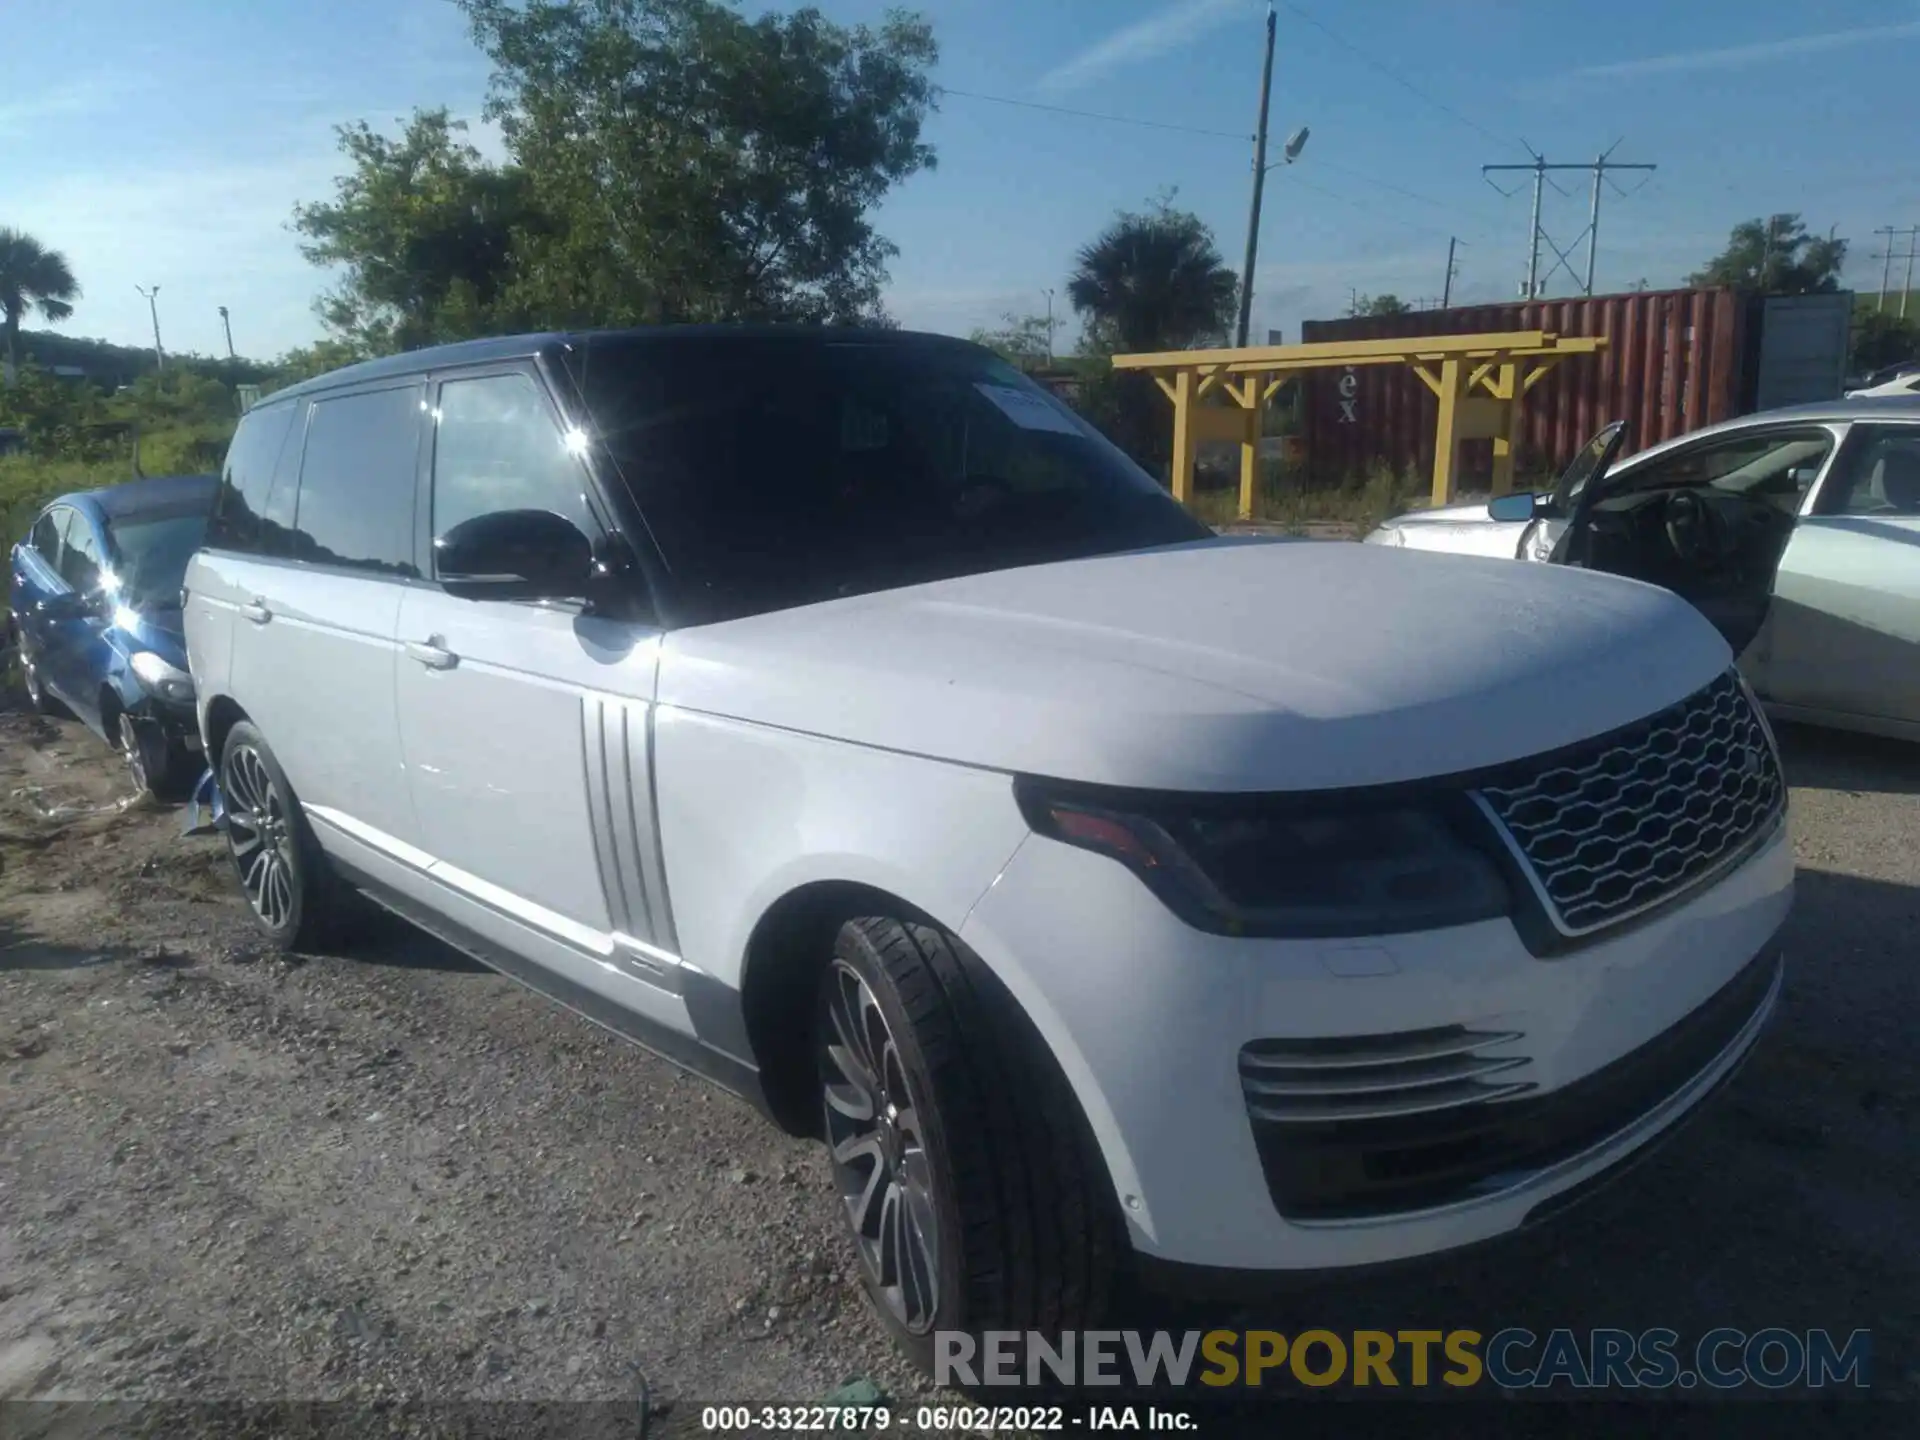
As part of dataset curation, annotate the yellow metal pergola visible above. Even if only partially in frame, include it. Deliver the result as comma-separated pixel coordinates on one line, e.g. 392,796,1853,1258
1111,330,1608,518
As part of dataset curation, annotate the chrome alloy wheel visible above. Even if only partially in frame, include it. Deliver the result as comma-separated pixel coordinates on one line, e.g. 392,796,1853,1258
116,712,150,793
221,741,295,930
820,958,942,1332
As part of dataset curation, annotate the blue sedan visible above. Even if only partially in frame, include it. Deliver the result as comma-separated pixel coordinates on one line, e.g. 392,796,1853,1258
9,474,216,797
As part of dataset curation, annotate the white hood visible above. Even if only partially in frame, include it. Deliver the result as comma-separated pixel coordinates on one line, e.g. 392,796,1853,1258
658,539,1731,793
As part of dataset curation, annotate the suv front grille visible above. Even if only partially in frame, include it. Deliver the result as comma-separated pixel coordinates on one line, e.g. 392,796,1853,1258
1474,669,1784,937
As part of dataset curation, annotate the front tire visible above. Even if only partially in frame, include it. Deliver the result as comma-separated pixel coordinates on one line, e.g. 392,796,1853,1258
817,916,1123,1376
116,711,193,801
217,720,350,951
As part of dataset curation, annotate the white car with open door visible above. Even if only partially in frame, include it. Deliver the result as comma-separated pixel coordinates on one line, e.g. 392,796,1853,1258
1367,398,1920,742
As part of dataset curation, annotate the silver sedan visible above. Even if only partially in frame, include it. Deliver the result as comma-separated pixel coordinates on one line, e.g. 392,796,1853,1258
1366,397,1920,742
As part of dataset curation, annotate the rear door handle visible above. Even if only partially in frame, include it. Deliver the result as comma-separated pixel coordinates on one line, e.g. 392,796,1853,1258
405,638,457,670
240,600,271,625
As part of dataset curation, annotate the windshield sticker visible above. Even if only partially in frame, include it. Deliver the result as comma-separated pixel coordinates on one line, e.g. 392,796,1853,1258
973,382,1082,436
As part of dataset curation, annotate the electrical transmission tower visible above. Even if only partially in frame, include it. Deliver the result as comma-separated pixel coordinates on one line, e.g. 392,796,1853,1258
1873,226,1920,317
1483,143,1656,299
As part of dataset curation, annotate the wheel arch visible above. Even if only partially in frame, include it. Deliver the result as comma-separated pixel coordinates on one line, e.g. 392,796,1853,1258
738,878,934,1137
202,694,250,766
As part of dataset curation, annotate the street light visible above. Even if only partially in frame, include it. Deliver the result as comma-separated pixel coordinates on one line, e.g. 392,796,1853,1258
217,305,237,362
1042,288,1056,364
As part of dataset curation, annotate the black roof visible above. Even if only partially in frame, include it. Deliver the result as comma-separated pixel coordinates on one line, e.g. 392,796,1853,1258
259,325,982,407
77,473,220,520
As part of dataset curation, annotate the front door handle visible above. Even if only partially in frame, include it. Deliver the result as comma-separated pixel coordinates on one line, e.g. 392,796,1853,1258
240,600,271,625
405,638,457,670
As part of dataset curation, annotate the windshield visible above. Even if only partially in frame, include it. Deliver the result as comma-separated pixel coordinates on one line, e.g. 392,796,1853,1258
106,510,209,609
581,337,1211,624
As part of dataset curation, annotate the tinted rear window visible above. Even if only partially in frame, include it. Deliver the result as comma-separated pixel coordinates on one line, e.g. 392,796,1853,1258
207,402,298,554
288,385,422,576
579,337,1206,624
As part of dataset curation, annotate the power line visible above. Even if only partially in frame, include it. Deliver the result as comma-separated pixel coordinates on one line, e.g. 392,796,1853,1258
936,86,1251,142
1311,157,1505,228
1279,1,1525,155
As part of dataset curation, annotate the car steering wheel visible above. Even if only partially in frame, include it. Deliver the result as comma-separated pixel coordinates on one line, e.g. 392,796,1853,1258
1662,490,1725,567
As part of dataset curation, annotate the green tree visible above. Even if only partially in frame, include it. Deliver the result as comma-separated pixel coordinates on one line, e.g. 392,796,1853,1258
1065,199,1236,474
1850,308,1920,375
1688,215,1846,295
968,312,1053,369
455,0,938,326
293,109,540,351
1065,199,1237,354
0,228,81,386
269,339,372,392
1348,293,1411,318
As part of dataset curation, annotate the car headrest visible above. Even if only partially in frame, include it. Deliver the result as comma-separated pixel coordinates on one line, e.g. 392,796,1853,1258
1877,447,1920,511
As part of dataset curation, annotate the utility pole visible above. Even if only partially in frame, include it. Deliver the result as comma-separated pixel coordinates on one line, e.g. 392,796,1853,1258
135,285,164,370
1235,3,1278,349
1484,147,1656,299
1904,229,1918,320
1041,289,1056,364
1874,226,1898,311
218,305,237,362
1442,236,1461,308
1889,228,1920,320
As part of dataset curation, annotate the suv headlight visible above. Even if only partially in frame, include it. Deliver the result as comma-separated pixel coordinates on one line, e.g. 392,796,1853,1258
130,651,195,704
1014,779,1512,938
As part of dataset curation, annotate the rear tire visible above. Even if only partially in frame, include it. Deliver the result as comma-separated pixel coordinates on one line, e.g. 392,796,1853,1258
816,915,1124,1378
216,720,355,952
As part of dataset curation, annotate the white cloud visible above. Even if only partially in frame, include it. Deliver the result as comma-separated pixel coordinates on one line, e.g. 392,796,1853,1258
1036,0,1244,96
1552,18,1920,86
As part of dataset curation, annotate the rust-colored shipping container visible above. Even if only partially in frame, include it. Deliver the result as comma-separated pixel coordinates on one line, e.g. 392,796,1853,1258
1300,287,1752,487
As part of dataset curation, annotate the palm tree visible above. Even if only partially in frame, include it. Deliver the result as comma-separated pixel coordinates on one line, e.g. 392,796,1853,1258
1066,203,1237,354
0,227,82,386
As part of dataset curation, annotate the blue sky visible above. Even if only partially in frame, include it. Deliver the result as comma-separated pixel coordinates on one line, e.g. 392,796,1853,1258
5,0,1918,360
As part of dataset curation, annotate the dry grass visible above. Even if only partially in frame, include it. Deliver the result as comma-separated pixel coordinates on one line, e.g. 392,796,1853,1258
1186,461,1426,537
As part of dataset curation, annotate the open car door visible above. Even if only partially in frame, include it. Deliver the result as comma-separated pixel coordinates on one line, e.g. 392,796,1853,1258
1499,420,1629,562
1554,421,1840,657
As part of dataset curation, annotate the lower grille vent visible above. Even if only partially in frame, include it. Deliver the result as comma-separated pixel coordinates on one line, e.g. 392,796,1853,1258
1238,1026,1532,1124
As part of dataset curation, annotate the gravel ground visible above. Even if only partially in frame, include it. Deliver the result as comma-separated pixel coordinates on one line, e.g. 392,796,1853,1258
1,692,1915,1434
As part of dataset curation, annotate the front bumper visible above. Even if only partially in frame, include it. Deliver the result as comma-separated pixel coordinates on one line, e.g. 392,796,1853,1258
128,691,202,749
958,820,1793,1273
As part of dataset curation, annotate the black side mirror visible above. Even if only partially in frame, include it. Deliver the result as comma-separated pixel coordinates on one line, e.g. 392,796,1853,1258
435,509,593,597
1487,492,1543,522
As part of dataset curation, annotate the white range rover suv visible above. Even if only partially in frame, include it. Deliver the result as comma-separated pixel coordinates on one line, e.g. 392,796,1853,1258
184,329,1792,1369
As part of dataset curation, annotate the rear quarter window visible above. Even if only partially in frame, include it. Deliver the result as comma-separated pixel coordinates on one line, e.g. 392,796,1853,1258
207,402,298,554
